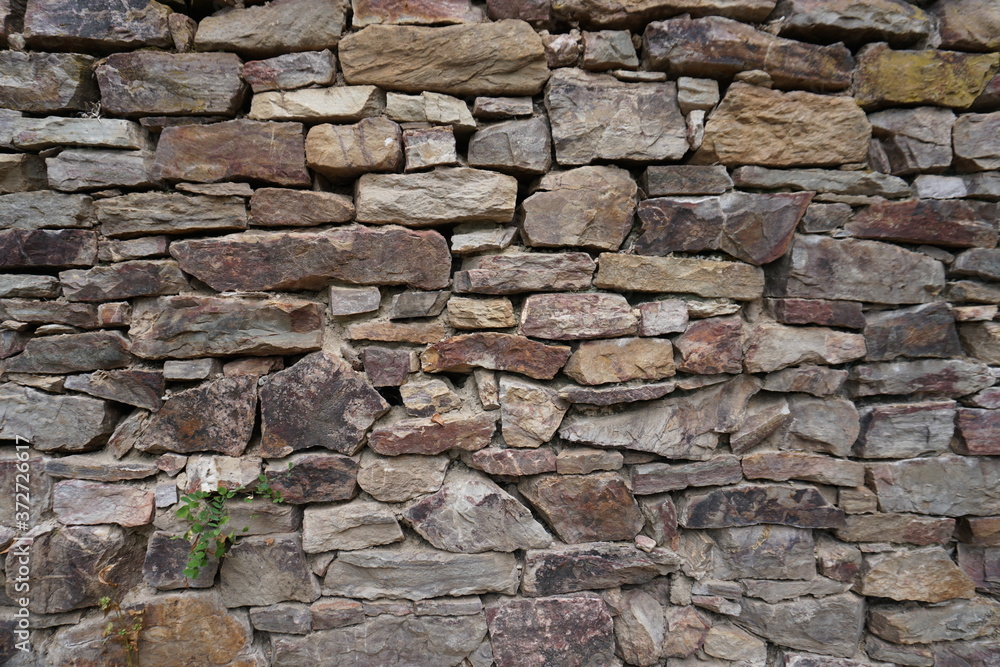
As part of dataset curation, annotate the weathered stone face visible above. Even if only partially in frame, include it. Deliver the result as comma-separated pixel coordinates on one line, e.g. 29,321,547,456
645,17,853,91
0,51,98,113
776,0,931,47
264,453,359,504
422,332,571,380
735,593,865,658
767,234,945,305
546,69,688,165
96,192,247,238
697,84,871,167
97,52,246,117
153,120,310,186
194,0,349,57
305,117,402,180
340,20,548,96
486,597,616,667
854,44,999,109
22,0,172,51
596,253,765,300
4,330,132,374
499,375,568,447
271,612,488,667
242,50,337,93
129,295,324,359
404,469,552,552
872,456,1000,517
218,534,320,608
521,166,636,250
868,597,1000,644
60,260,188,301
454,252,595,294
847,199,998,248
171,225,450,291
323,548,519,600
260,351,388,458
10,525,145,614
0,383,118,451
677,483,846,529
368,413,496,456
519,472,644,543
0,228,97,269
134,375,257,456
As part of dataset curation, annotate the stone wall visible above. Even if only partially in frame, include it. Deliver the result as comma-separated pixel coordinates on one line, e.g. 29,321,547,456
0,0,999,664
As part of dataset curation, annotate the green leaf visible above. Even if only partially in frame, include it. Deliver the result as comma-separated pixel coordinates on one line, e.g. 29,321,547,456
183,567,199,579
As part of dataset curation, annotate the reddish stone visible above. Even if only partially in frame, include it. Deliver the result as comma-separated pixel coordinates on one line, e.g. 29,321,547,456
63,369,164,411
675,314,743,374
957,517,1000,547
956,408,1000,455
762,365,847,396
742,452,865,487
171,225,450,291
347,319,449,344
677,483,846,529
487,597,615,667
847,199,998,248
849,359,993,398
135,376,257,456
250,188,355,227
153,119,310,186
421,332,571,380
864,301,962,361
60,260,188,302
453,252,595,294
522,543,680,596
360,347,413,387
353,0,484,26
466,448,557,477
22,0,172,51
559,382,677,406
632,456,742,495
519,472,644,543
368,413,497,456
264,453,359,504
765,298,866,329
644,16,853,91
634,191,811,266
0,229,96,268
260,351,388,458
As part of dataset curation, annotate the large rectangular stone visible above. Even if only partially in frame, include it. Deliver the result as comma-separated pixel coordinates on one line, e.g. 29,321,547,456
0,383,117,451
129,295,324,359
677,483,846,529
0,51,98,113
645,16,853,91
871,456,1000,517
153,120,310,187
46,149,157,192
249,86,384,122
22,0,172,51
96,192,247,238
595,253,764,300
339,20,548,96
355,167,517,226
0,154,47,194
766,234,945,304
96,52,246,117
192,0,348,57
170,226,450,291
8,117,147,150
847,199,998,248
454,252,595,294
0,229,97,268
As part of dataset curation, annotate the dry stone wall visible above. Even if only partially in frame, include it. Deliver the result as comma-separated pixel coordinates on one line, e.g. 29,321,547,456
0,0,999,664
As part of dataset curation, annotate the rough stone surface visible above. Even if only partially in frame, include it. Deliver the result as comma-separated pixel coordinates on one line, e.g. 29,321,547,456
776,0,931,46
218,534,319,607
454,252,595,294
871,455,1000,517
356,167,517,226
499,375,569,447
486,597,616,667
519,472,644,543
250,188,354,227
0,51,98,113
368,413,496,456
735,593,865,658
23,0,172,51
153,120,310,186
96,192,247,238
302,501,403,552
868,597,1000,644
170,225,450,291
848,358,993,398
60,260,187,302
645,17,853,91
854,44,999,109
340,20,548,96
836,514,956,546
260,351,388,458
564,337,675,385
468,117,552,175
954,112,1000,172
404,469,552,552
4,330,131,374
521,166,636,250
357,451,449,502
858,547,976,602
767,234,945,305
129,295,324,359
134,375,257,456
596,253,765,300
847,199,997,248
194,0,349,57
546,68,688,165
322,548,519,600
250,85,385,123
855,401,957,458
697,84,871,167
868,107,956,175
422,332,571,380
242,50,337,93
53,479,154,527
863,302,962,361
97,52,246,117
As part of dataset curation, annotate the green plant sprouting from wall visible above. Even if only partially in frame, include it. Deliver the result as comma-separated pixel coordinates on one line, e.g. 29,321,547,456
175,474,285,579
98,565,143,667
